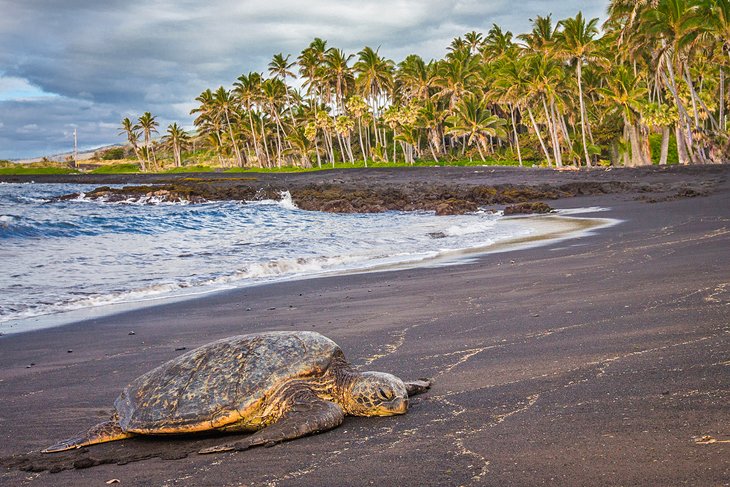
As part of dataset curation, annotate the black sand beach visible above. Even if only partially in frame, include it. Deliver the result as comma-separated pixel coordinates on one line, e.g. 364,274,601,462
1,166,728,486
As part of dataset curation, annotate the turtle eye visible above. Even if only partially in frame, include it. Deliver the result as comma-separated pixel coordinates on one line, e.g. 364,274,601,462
377,387,392,401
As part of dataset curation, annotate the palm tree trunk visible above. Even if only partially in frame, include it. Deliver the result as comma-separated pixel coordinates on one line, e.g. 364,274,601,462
576,62,592,167
132,145,146,172
659,126,670,165
640,123,652,165
260,119,271,167
366,123,372,160
675,123,690,165
429,137,440,163
143,132,151,169
684,67,718,132
247,112,261,166
720,67,726,132
661,55,695,163
527,107,552,166
224,110,243,167
214,130,226,167
149,140,158,171
559,112,573,155
336,133,345,165
542,96,562,167
683,65,703,131
315,138,322,168
511,105,523,167
476,138,486,162
346,135,355,164
626,116,642,166
393,131,398,162
273,116,283,168
357,118,367,166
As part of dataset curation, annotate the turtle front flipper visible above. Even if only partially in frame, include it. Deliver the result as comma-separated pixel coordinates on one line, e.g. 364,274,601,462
199,390,344,454
42,420,134,453
405,378,433,397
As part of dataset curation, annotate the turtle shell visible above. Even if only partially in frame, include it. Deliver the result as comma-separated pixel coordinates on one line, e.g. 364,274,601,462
114,331,343,433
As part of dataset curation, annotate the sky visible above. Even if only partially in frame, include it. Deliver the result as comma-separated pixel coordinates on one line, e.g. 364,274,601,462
0,0,609,160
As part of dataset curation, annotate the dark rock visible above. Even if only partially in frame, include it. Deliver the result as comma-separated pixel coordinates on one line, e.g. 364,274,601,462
503,202,555,215
320,199,356,213
434,199,478,216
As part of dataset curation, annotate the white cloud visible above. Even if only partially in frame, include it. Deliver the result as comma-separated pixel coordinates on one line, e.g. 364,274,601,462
0,0,610,158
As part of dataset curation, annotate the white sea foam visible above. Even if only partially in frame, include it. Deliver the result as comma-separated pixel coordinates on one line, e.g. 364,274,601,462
0,182,617,334
0,214,15,226
557,207,609,215
248,190,299,210
444,219,498,237
277,191,298,210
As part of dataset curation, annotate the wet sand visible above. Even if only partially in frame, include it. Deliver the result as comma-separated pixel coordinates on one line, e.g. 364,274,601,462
1,166,729,486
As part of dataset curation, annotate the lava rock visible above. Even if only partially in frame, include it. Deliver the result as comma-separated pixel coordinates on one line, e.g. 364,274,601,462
503,202,555,215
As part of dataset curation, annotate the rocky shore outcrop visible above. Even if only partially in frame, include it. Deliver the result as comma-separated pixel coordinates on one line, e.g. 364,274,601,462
40,165,724,215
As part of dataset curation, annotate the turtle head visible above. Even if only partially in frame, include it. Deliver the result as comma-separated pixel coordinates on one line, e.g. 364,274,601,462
344,372,409,417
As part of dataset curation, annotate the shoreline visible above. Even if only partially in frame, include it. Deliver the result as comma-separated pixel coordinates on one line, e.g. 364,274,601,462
0,208,616,336
1,166,728,486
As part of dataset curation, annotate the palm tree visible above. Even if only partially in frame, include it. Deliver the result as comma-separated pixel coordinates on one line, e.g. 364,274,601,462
523,53,566,166
233,72,265,166
261,78,289,166
119,117,146,171
354,47,394,103
163,123,189,167
269,53,296,80
191,89,227,164
491,57,530,166
598,65,651,166
355,46,395,156
396,54,434,101
434,49,480,110
137,112,159,170
345,95,371,164
418,99,445,162
480,24,515,61
298,38,329,107
705,0,730,131
446,95,508,161
640,0,706,163
269,53,297,119
518,14,557,54
213,86,243,167
464,31,485,54
556,12,602,167
285,125,315,168
322,48,354,114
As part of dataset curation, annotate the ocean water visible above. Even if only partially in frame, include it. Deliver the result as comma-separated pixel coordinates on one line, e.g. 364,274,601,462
0,182,567,334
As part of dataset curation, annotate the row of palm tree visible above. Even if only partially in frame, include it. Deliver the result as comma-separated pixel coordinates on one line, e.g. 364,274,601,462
122,1,730,170
119,113,190,169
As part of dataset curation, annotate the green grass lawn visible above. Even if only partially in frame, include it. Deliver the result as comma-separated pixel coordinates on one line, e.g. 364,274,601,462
0,167,79,175
0,159,538,176
89,163,142,174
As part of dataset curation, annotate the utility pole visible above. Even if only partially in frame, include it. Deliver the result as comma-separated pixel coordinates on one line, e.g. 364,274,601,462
73,128,78,168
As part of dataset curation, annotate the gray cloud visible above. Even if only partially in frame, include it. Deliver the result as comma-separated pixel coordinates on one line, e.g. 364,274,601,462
0,0,609,159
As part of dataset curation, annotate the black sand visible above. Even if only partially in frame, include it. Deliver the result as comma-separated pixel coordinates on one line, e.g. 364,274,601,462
1,166,728,486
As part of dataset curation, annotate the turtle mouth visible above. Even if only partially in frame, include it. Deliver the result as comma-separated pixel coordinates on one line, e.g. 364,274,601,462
388,397,409,415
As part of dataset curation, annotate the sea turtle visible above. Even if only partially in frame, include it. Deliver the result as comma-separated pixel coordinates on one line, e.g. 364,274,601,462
43,331,431,454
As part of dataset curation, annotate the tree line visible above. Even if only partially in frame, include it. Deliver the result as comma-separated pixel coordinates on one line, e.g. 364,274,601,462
120,0,730,170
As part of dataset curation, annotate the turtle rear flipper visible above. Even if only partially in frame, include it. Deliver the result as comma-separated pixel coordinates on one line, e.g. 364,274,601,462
42,420,134,453
199,390,344,454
